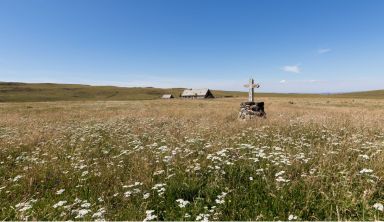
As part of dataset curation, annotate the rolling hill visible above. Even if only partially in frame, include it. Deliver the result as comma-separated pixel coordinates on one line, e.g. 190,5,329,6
0,82,383,102
0,82,247,102
328,89,384,99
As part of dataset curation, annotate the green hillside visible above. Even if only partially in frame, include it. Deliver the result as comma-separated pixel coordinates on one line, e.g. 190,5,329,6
0,82,248,102
0,82,383,102
329,90,384,99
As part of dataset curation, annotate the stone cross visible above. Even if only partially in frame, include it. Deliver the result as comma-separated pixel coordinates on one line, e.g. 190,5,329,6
243,78,260,102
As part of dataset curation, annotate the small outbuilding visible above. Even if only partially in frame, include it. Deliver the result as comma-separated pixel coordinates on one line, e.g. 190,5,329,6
180,89,215,99
161,94,174,99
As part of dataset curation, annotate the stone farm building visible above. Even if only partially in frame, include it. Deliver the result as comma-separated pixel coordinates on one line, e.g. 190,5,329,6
180,89,215,99
161,94,174,99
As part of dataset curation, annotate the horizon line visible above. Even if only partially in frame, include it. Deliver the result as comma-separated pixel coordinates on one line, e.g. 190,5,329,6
1,80,383,95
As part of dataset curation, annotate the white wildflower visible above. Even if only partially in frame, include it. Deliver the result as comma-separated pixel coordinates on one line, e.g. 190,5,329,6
360,168,373,174
152,183,166,196
56,189,65,195
81,170,89,177
13,175,23,182
75,209,90,218
143,193,150,199
53,200,67,208
15,201,33,212
154,170,165,176
309,168,316,175
92,208,106,218
133,188,141,193
176,199,190,208
81,202,91,208
276,177,290,183
143,210,157,221
288,214,298,220
196,213,209,222
275,171,285,177
124,191,132,197
358,154,370,160
215,192,228,204
373,203,383,212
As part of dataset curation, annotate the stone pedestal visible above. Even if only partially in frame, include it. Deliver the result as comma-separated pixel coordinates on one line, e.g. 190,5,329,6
239,101,266,119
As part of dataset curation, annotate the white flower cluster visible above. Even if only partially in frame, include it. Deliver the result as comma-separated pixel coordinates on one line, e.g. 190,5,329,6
215,192,228,205
176,199,190,208
143,210,157,221
152,183,166,197
15,199,37,212
53,200,67,208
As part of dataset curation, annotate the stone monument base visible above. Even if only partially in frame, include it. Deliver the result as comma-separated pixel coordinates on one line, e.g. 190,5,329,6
239,101,266,119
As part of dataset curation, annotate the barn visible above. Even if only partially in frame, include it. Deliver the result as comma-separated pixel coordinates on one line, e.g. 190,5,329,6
161,94,174,99
180,89,215,99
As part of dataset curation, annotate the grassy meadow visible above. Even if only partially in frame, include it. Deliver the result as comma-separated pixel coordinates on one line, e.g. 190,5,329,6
2,82,384,102
1,96,384,220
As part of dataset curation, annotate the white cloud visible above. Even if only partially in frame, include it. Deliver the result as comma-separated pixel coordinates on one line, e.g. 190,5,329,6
317,48,331,54
280,80,286,84
282,65,301,74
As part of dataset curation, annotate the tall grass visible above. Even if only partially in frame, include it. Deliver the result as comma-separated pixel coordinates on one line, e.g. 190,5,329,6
0,97,383,220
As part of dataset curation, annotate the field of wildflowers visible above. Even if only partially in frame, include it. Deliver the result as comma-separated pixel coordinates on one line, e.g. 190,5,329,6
0,97,383,220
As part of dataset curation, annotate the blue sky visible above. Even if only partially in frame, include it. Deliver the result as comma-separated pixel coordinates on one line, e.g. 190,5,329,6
1,0,384,93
